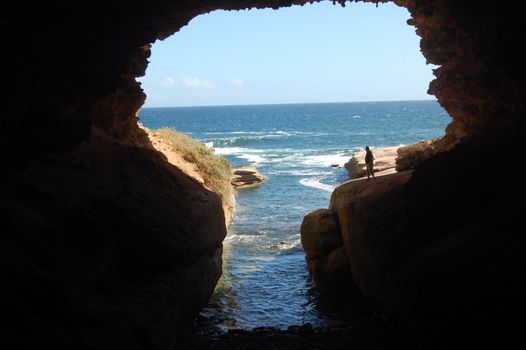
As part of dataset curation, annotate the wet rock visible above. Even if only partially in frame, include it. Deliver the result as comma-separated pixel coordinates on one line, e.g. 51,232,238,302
177,322,397,350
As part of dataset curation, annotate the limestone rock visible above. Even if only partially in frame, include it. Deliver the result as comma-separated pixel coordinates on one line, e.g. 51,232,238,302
344,146,398,179
231,166,267,190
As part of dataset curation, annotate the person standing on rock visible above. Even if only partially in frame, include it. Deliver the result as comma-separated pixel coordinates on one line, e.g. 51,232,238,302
365,146,375,180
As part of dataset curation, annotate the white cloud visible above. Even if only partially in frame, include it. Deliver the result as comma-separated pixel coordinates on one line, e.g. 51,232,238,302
229,78,245,87
162,76,177,87
181,77,215,89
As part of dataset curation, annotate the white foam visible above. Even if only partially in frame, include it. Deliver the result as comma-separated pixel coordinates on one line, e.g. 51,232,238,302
213,147,246,155
224,234,264,242
204,131,283,135
204,141,214,148
213,146,266,155
288,170,332,176
270,238,303,251
203,131,253,135
302,153,351,167
238,154,267,163
217,133,290,145
299,178,335,192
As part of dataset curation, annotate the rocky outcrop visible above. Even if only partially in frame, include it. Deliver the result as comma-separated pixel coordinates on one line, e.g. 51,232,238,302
304,141,526,348
231,166,267,190
0,131,227,349
394,137,452,172
344,146,398,179
300,209,355,291
145,126,236,227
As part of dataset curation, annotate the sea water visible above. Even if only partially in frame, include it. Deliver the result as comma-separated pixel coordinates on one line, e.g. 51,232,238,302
138,100,451,331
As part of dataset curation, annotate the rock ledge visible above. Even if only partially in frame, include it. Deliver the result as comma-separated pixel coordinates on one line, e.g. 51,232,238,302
231,166,267,189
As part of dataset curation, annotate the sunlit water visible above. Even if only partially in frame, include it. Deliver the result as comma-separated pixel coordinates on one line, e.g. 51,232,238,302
138,101,451,331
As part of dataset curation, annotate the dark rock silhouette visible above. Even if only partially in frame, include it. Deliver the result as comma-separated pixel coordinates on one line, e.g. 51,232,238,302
2,1,526,349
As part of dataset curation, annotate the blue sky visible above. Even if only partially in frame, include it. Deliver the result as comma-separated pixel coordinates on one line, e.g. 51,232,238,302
138,1,437,107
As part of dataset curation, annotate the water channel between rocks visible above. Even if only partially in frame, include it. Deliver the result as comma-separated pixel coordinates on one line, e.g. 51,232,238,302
138,101,451,333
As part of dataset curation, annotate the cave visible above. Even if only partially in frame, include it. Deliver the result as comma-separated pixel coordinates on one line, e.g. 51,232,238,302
2,1,526,349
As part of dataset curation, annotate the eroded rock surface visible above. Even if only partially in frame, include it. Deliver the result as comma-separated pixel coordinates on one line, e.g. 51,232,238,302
3,0,526,349
300,209,355,291
231,166,267,190
0,132,227,349
304,142,526,347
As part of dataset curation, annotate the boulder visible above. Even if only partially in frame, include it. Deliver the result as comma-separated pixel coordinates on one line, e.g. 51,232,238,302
231,166,267,189
301,209,342,259
300,209,355,291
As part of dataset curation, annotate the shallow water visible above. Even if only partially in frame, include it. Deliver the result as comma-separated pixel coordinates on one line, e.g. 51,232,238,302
139,101,451,331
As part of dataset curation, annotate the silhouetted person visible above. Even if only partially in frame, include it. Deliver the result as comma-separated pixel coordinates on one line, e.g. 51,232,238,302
365,146,375,180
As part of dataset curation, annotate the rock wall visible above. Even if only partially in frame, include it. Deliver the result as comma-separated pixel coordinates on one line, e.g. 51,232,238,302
2,0,526,349
1,132,227,348
303,141,526,347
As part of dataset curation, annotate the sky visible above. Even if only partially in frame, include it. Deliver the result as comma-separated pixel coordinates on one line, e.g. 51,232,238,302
137,1,437,107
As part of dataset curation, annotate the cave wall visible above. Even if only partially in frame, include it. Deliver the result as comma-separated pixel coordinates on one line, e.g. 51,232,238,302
0,132,228,349
2,0,526,349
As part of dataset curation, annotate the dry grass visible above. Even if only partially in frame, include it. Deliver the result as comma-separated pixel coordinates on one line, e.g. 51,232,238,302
153,128,233,202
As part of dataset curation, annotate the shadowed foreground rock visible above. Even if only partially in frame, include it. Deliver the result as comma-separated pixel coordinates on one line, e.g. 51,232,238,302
0,132,227,349
304,143,526,348
178,323,398,350
300,209,356,291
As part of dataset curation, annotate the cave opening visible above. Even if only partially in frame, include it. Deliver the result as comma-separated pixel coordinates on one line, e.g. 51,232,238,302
136,1,450,334
3,0,526,349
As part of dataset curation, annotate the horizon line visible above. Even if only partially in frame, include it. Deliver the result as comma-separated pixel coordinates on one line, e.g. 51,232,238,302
141,98,438,109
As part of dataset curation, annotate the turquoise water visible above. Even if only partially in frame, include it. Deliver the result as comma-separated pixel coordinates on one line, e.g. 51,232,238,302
138,100,451,331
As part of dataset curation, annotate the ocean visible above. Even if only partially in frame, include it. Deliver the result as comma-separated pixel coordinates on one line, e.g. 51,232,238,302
138,100,451,332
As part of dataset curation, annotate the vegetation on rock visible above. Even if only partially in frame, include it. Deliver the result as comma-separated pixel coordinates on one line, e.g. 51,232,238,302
154,128,233,203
